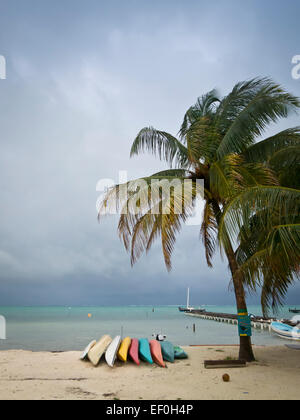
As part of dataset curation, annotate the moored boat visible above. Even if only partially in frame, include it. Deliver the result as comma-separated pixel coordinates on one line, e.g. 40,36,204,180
105,335,122,367
138,338,153,364
149,340,165,367
160,341,175,362
178,287,205,313
271,321,300,341
117,337,131,362
129,338,140,365
290,315,300,324
88,335,112,366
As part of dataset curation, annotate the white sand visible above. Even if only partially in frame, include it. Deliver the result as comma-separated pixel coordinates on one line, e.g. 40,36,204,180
0,346,299,400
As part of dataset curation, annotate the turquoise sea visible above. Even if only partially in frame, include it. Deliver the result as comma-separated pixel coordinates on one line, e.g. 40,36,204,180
0,305,297,351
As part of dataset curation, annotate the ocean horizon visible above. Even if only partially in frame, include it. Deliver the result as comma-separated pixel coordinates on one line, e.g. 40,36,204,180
0,304,296,351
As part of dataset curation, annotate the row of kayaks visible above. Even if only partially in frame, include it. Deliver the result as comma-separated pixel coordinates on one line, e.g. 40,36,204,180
80,336,188,367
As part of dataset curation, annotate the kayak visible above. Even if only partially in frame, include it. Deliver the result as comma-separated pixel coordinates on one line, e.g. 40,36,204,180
80,340,96,360
88,335,112,366
105,335,122,367
138,338,153,364
129,338,140,365
160,341,175,363
117,337,131,362
271,322,300,341
174,345,188,359
149,340,165,367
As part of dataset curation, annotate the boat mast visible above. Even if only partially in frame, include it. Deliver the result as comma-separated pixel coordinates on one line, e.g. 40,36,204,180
187,287,190,309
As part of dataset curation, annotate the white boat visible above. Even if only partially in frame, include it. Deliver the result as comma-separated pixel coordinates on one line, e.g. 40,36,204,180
178,288,205,313
87,335,112,366
80,339,96,360
105,335,121,367
271,322,300,341
290,315,300,324
178,288,195,312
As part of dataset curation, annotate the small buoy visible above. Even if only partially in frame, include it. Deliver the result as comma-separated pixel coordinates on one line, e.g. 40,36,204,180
222,373,230,382
88,313,92,318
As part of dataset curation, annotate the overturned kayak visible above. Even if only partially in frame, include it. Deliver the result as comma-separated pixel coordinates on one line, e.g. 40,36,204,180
117,337,131,362
88,335,112,366
160,341,175,363
129,338,140,365
174,345,188,359
271,322,300,341
80,340,96,360
149,340,165,367
139,338,153,364
105,336,122,367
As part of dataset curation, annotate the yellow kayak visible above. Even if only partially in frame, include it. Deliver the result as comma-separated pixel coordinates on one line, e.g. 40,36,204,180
117,337,131,362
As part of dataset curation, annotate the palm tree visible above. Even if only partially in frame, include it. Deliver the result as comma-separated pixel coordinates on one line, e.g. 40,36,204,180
99,78,300,361
218,122,300,316
219,178,300,316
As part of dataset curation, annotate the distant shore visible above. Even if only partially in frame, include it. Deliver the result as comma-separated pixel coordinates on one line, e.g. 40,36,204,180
0,345,299,400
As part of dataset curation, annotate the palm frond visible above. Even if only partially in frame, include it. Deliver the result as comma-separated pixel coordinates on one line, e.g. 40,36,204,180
209,154,244,200
179,89,220,140
150,169,194,178
130,127,190,168
244,127,300,163
269,145,300,169
216,78,300,158
200,201,218,267
219,186,300,247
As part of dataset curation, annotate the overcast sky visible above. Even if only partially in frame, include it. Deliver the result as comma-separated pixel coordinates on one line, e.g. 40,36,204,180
0,0,299,306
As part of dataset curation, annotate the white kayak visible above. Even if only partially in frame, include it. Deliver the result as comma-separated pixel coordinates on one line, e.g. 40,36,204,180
88,335,112,366
271,322,300,341
105,335,121,367
80,340,96,360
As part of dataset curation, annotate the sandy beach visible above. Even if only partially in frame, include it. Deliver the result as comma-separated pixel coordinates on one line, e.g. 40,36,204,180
0,345,299,400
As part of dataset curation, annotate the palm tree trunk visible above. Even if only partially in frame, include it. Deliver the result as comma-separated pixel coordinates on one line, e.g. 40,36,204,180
225,244,255,362
211,199,255,362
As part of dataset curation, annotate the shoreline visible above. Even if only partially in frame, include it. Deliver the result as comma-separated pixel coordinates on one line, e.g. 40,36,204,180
0,345,299,400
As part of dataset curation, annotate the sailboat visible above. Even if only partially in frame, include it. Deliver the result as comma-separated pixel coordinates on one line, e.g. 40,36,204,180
178,288,205,313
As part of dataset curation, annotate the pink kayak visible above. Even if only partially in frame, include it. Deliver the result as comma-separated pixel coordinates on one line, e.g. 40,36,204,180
149,340,165,368
129,338,140,365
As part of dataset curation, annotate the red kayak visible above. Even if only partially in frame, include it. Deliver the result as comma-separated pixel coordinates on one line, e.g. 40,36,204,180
129,338,140,365
149,340,165,368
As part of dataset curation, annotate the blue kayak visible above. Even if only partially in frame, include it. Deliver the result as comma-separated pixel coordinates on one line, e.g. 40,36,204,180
174,345,188,359
138,338,153,364
160,341,175,363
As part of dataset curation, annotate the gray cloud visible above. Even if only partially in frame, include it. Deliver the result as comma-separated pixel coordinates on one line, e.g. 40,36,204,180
0,0,299,305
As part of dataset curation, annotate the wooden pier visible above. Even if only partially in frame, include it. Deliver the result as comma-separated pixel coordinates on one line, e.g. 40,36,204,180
184,310,278,331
